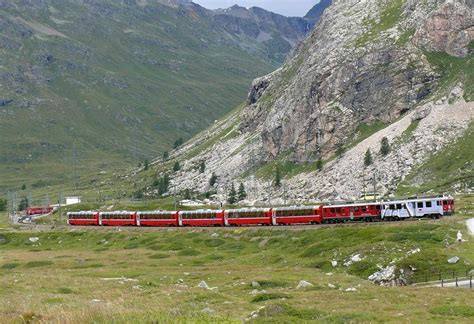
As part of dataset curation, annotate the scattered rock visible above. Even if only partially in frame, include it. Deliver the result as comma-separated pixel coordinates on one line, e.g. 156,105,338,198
177,279,184,284
343,254,363,266
251,281,260,288
249,289,267,295
331,260,338,267
90,299,101,303
448,256,460,264
407,248,421,255
197,281,209,289
368,265,397,285
456,231,463,242
328,283,336,289
29,237,40,243
202,307,214,314
345,287,357,292
296,280,313,289
210,233,219,238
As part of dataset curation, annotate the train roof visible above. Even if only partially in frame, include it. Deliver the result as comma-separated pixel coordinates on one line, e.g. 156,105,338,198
99,211,134,215
272,205,319,211
179,209,223,214
226,207,271,213
136,210,177,215
67,211,98,215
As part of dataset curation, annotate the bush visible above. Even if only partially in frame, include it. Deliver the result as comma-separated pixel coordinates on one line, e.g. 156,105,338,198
251,293,290,303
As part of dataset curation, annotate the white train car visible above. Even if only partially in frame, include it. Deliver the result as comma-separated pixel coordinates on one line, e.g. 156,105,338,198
381,196,446,220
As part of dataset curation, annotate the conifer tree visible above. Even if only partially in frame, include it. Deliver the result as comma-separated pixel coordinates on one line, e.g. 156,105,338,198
209,172,218,187
173,161,181,172
316,159,323,171
364,148,373,167
227,183,237,204
274,166,281,187
380,137,390,156
238,182,247,201
199,161,206,173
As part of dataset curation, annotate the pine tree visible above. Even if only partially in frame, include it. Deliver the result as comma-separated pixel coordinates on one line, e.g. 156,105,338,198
199,161,206,173
364,148,373,167
274,166,281,187
227,183,237,204
380,137,390,156
162,151,169,161
316,158,323,171
21,184,26,190
238,182,247,201
209,172,218,187
173,137,184,149
144,159,149,170
173,161,181,172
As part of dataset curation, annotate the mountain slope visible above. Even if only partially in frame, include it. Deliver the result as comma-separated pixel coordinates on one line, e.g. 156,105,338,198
0,0,317,192
136,0,473,202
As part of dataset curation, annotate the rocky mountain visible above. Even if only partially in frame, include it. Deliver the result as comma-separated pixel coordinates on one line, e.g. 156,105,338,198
0,0,322,192
141,0,473,203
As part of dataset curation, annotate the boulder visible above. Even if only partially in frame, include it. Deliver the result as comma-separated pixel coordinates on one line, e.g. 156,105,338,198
197,281,209,289
447,256,460,264
296,280,314,289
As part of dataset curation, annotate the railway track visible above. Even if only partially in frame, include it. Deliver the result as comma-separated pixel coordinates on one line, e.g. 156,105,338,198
12,217,439,232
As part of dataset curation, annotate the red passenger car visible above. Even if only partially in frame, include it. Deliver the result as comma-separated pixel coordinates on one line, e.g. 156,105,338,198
27,206,53,216
272,206,323,225
224,208,272,226
137,211,179,227
179,210,225,226
322,202,381,222
67,211,99,226
99,211,137,226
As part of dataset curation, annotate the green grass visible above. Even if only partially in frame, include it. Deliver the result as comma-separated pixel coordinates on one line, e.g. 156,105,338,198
424,50,474,101
0,199,473,321
397,124,474,195
0,1,285,194
396,28,416,46
355,0,406,48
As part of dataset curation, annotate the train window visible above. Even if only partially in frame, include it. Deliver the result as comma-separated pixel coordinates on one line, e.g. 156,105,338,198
437,201,440,206
362,206,367,212
336,208,341,213
330,208,335,213
389,205,394,210
417,202,423,208
396,204,402,210
443,201,447,205
376,205,381,210
426,201,432,208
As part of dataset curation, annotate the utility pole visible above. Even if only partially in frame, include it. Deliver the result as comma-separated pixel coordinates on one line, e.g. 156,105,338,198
373,172,377,201
283,181,287,206
362,168,366,200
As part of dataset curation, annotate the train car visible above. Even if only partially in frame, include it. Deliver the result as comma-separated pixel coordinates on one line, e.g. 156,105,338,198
67,211,99,226
224,208,272,226
322,202,381,223
179,209,224,226
137,211,179,227
272,206,323,225
99,211,137,226
381,196,445,220
27,206,53,216
441,196,455,215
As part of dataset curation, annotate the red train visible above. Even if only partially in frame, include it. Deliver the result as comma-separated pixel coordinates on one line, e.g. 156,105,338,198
26,206,54,216
67,195,455,227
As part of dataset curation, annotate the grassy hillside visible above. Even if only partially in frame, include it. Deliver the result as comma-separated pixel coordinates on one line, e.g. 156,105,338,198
0,0,283,193
397,123,474,195
0,195,473,322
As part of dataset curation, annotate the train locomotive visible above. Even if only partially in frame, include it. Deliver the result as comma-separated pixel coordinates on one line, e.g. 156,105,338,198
67,195,454,227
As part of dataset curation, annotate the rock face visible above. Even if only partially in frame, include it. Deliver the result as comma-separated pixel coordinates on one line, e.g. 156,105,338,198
142,0,473,202
241,0,473,163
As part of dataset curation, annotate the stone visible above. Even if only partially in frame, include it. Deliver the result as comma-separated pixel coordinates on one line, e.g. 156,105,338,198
331,260,338,267
345,287,357,292
368,265,397,285
328,283,336,289
448,256,460,264
456,231,463,242
29,237,39,243
296,280,313,289
210,233,219,238
197,281,210,289
251,281,260,288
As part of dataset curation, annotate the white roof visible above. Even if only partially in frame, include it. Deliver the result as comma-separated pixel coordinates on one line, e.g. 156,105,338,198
273,206,319,211
137,211,177,215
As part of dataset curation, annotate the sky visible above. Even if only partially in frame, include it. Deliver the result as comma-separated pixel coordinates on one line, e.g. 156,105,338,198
193,0,319,17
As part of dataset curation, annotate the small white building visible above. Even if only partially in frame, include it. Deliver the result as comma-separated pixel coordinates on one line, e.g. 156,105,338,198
65,196,81,205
